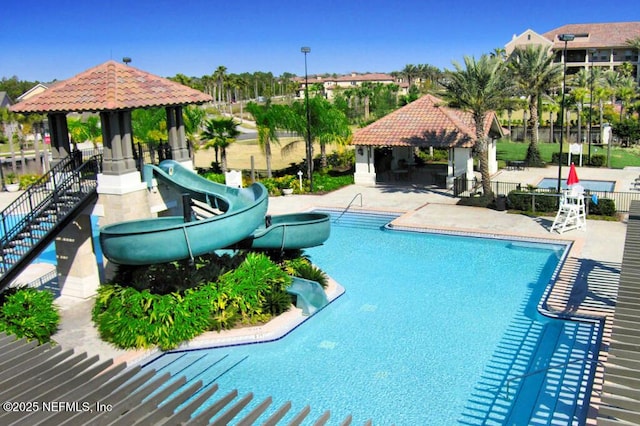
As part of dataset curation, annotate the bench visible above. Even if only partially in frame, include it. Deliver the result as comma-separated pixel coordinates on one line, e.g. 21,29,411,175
507,160,526,171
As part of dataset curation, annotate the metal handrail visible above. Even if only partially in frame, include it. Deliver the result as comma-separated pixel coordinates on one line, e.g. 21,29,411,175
334,193,363,223
0,153,102,288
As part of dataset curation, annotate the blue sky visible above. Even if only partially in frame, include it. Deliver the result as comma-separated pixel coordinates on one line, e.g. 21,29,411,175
1,0,637,82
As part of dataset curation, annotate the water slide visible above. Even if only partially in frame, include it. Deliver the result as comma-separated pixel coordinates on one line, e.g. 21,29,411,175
99,160,330,265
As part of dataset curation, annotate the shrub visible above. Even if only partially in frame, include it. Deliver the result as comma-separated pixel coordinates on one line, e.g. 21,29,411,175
0,288,59,344
290,262,328,289
457,194,493,208
588,154,606,167
218,252,292,323
588,197,616,216
92,284,210,350
507,191,558,213
19,173,41,189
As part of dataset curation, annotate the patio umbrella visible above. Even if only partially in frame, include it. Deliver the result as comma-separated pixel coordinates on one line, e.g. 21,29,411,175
567,162,580,186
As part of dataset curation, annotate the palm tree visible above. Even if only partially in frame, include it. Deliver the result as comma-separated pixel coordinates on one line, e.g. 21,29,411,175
507,44,563,166
616,76,638,121
182,105,206,161
570,69,590,144
401,64,419,88
283,96,351,169
246,100,286,178
213,66,227,107
442,54,512,198
200,117,240,173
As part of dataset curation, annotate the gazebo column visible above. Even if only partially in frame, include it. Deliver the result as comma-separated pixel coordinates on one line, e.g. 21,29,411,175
47,113,72,164
47,112,99,297
95,111,151,281
166,106,192,168
488,138,498,174
354,145,376,185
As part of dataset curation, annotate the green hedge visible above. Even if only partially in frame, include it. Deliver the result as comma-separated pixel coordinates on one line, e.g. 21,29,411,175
550,152,606,167
588,197,616,216
0,288,59,344
506,190,616,217
507,191,558,213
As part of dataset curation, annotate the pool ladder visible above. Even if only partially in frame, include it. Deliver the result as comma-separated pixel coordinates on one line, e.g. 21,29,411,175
334,193,363,223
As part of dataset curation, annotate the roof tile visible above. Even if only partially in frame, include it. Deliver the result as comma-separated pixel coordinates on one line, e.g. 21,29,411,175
352,94,500,148
10,60,212,114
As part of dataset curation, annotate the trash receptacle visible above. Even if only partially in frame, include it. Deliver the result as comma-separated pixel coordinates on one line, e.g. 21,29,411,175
496,194,507,211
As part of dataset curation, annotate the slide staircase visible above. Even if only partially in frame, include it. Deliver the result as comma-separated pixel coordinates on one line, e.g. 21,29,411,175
0,153,101,290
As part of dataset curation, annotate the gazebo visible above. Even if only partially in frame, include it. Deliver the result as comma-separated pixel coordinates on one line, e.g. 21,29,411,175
9,60,212,297
352,94,503,188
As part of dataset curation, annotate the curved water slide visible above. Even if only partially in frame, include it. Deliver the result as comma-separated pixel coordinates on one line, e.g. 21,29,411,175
99,161,330,265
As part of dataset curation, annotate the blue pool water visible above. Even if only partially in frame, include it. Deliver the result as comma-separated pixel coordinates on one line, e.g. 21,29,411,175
140,211,600,425
537,177,615,192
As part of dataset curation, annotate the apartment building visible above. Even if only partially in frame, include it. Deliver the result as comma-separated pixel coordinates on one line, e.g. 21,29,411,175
505,22,640,81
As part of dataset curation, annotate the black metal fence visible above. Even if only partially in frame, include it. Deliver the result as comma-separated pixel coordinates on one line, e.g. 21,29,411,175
134,142,173,172
454,177,640,213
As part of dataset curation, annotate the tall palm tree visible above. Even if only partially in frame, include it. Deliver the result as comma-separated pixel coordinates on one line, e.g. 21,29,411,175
200,117,240,173
213,66,227,107
603,70,622,106
616,76,638,120
442,54,512,198
246,100,286,178
507,44,563,166
284,96,351,169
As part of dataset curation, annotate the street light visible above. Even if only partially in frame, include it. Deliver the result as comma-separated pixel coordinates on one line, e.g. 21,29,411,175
556,33,575,193
301,46,313,192
587,48,597,165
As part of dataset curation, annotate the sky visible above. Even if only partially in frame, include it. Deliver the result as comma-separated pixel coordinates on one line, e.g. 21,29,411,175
1,0,638,83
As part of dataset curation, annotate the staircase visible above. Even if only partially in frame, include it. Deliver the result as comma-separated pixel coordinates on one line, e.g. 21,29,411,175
0,153,101,290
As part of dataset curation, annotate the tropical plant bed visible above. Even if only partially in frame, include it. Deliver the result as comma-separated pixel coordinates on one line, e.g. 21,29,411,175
92,250,328,351
0,287,60,344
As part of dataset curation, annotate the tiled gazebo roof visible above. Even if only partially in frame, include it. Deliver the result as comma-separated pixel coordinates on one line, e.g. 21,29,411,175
9,60,212,114
352,94,502,148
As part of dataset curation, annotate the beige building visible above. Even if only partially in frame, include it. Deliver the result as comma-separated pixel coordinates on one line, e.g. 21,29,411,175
296,72,406,99
505,22,640,82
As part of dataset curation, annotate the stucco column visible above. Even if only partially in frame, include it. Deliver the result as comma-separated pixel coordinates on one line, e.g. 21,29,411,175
56,212,101,298
354,145,377,185
47,113,72,163
166,106,191,165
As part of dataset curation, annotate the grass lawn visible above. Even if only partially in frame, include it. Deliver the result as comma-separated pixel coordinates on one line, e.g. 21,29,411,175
496,140,640,169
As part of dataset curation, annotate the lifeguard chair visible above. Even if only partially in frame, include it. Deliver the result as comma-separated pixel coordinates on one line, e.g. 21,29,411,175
550,184,586,233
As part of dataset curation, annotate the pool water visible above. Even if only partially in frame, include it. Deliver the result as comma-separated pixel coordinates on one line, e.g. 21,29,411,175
140,212,600,425
537,178,615,192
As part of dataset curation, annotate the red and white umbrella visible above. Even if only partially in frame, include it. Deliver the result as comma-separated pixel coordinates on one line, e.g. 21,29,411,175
567,162,580,187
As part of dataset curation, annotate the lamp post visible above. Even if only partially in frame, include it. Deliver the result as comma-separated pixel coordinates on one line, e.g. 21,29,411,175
301,46,313,192
587,48,596,165
556,33,575,193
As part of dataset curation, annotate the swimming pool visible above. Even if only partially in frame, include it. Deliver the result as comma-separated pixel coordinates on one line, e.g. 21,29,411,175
537,177,615,192
139,211,601,424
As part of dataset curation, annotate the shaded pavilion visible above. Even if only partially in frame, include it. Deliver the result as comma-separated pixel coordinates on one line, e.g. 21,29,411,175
9,60,212,297
352,94,504,188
